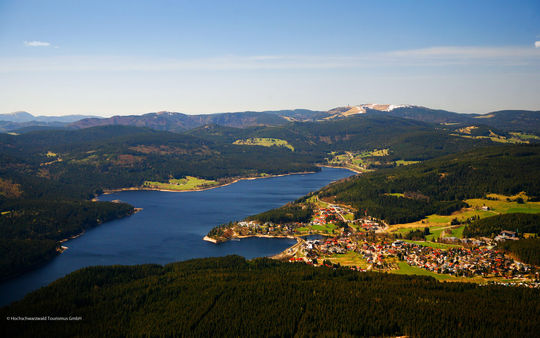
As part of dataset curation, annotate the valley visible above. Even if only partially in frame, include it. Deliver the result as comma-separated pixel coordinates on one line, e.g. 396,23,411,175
2,105,539,336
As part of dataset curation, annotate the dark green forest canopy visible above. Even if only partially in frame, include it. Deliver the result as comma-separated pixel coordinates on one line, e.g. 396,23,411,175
0,126,318,200
463,213,540,266
497,238,540,266
464,213,540,238
0,199,134,281
0,119,531,282
0,116,497,201
188,115,495,161
246,203,314,224
318,144,540,224
2,256,539,337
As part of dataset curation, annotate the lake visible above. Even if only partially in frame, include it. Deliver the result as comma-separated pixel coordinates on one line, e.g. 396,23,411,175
0,167,354,306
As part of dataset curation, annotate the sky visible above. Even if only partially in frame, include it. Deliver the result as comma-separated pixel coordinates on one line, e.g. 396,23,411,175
0,0,539,116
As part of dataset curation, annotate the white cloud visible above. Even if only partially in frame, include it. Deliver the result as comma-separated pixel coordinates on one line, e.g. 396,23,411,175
24,40,51,47
2,45,539,73
386,46,540,59
535,41,540,48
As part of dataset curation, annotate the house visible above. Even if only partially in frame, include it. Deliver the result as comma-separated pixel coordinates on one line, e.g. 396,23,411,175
495,230,518,241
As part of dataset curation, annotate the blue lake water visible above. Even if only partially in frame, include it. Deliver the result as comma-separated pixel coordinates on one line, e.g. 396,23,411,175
0,167,354,306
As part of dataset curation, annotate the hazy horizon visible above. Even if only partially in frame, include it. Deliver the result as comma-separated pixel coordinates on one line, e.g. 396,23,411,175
4,102,540,119
1,0,539,116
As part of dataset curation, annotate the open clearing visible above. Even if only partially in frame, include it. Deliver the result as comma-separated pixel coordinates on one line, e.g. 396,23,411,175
391,262,453,280
143,176,219,191
323,251,369,268
388,194,540,234
233,138,294,151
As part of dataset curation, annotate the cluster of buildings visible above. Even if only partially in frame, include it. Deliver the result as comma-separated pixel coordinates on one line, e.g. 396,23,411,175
494,230,519,242
299,235,533,280
304,237,356,256
311,205,349,225
235,220,297,236
216,205,536,284
390,241,531,278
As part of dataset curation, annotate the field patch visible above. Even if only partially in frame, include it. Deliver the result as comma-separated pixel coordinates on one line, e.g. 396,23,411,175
465,197,540,214
323,251,369,268
395,160,420,166
144,176,219,191
233,138,294,151
391,262,453,280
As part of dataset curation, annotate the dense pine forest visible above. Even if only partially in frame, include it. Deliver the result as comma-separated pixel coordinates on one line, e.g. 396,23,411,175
463,213,540,266
1,113,539,293
0,199,133,280
464,213,540,238
497,239,540,266
2,256,539,337
319,144,540,224
246,203,314,224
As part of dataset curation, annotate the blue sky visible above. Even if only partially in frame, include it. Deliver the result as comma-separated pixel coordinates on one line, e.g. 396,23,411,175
0,0,539,116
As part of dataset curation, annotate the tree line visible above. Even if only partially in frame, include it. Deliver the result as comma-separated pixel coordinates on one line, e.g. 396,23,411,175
2,255,538,337
319,144,540,224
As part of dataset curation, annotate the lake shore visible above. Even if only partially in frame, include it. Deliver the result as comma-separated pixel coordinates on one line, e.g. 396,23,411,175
100,170,319,195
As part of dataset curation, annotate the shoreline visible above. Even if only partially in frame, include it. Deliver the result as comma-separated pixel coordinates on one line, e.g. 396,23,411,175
204,233,304,260
99,170,321,196
203,235,218,243
203,233,298,244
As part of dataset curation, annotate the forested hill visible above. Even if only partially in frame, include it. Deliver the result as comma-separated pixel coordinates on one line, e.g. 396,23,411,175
318,144,540,224
364,106,540,133
188,115,495,161
0,125,318,199
2,256,538,337
0,118,531,281
0,125,315,281
1,117,501,200
69,110,317,131
65,106,540,135
3,106,540,136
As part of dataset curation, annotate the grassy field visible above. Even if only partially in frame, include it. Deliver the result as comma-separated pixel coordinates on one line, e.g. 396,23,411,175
450,226,465,238
311,223,337,233
395,160,420,166
326,149,389,171
370,149,389,156
465,197,540,214
424,226,448,240
391,262,453,280
390,261,503,284
390,195,540,233
233,138,294,151
451,132,525,144
323,251,369,268
509,132,540,141
393,225,464,241
307,195,330,208
144,176,219,191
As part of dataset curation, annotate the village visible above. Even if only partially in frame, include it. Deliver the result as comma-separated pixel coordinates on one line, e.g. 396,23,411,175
208,200,539,287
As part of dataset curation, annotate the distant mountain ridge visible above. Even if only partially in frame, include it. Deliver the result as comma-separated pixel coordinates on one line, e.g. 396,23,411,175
70,110,299,132
0,111,98,123
3,105,540,135
0,111,100,133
